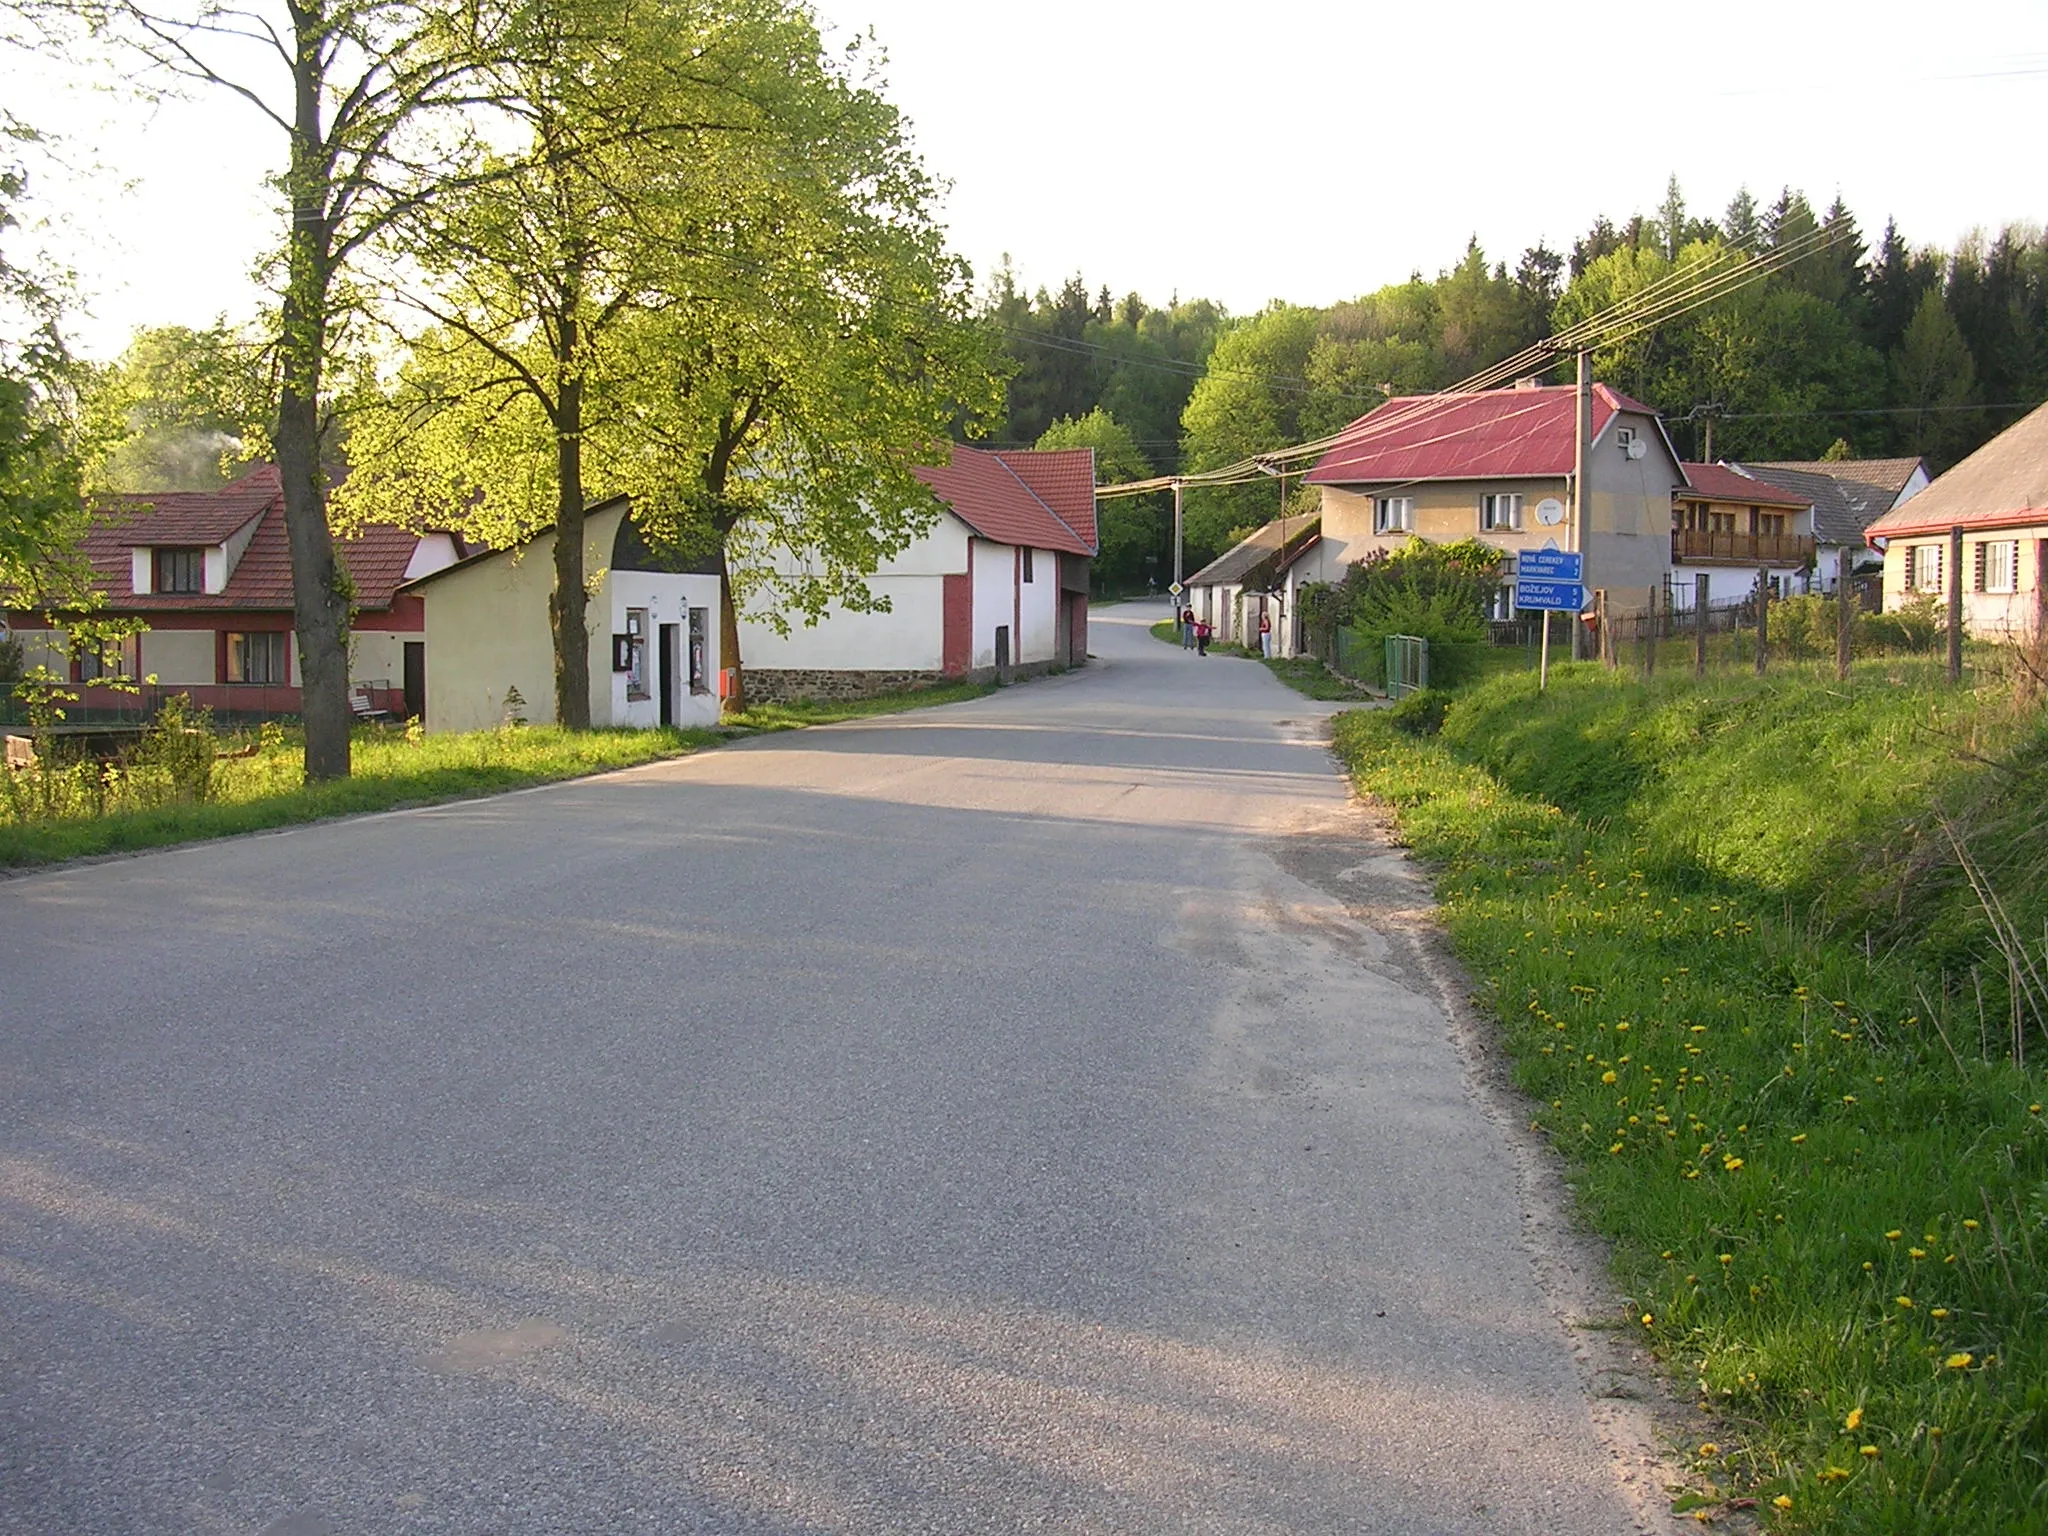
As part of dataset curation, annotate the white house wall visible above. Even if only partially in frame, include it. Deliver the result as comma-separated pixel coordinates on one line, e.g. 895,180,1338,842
605,569,723,729
970,537,1018,668
141,629,215,686
1017,549,1059,663
737,575,946,671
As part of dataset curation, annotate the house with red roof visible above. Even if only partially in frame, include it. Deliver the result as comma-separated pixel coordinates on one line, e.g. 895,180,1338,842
736,444,1097,699
1300,382,1686,614
3,465,462,720
1864,401,2048,642
1671,462,1817,599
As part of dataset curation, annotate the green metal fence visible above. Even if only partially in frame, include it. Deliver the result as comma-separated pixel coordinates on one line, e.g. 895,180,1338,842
1385,634,1429,697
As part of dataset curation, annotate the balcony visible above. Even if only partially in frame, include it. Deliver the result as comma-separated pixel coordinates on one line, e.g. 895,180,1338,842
1672,528,1815,566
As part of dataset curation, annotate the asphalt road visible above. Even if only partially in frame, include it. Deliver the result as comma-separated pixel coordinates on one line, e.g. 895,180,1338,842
0,602,1653,1534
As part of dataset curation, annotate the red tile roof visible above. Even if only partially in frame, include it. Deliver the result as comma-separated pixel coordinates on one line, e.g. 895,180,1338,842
1305,384,1665,485
72,466,420,613
1677,462,1813,509
915,445,1097,557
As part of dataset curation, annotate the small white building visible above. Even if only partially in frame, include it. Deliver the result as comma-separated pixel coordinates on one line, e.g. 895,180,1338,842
1184,513,1321,656
737,445,1097,701
403,497,723,733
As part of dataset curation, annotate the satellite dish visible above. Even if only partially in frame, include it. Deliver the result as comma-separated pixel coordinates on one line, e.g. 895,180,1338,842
1535,497,1566,526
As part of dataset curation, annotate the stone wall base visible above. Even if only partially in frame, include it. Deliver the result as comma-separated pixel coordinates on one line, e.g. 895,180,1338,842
743,659,1075,705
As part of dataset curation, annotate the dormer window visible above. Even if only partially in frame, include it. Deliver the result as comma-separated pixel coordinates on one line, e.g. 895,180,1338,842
154,547,204,594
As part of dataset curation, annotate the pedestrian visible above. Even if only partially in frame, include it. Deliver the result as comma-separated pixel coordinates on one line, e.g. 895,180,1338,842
1194,617,1211,656
1181,606,1197,649
1258,610,1272,658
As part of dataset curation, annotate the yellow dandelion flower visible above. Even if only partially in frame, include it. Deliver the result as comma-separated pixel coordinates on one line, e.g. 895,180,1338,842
1791,1133,1808,1143
1773,1494,1793,1510
1845,1407,1863,1431
1698,1442,1719,1456
1641,1313,1654,1326
1909,1247,1927,1259
1931,1308,1949,1319
1723,1156,1744,1171
1896,1295,1914,1308
1601,1070,1618,1084
1963,1219,1980,1230
1885,1229,1902,1240
1719,1253,1734,1265
1860,1445,1879,1458
1945,1352,1973,1369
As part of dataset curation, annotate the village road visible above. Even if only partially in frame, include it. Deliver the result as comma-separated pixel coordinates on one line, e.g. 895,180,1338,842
0,601,1661,1535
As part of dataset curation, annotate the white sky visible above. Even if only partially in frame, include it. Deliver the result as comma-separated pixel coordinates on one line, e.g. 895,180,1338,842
7,0,2047,360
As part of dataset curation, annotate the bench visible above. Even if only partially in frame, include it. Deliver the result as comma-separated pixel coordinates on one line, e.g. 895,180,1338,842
348,685,394,723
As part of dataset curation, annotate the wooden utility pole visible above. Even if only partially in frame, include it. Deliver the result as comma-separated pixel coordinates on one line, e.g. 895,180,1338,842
1754,568,1770,676
1571,350,1592,662
1835,549,1855,681
1597,589,1615,667
1694,572,1710,677
1947,525,1965,683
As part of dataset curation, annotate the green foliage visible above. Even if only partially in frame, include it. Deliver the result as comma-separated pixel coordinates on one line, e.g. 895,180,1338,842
1859,596,1945,654
130,694,216,805
1331,664,2048,1531
1036,408,1162,592
80,322,276,491
1386,687,1449,736
1309,538,1505,678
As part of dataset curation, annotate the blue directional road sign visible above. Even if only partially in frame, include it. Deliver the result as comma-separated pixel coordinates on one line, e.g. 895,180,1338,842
1514,578,1587,612
1518,548,1583,581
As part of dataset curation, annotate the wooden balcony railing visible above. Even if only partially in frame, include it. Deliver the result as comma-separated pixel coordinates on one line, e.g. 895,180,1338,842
1671,529,1816,565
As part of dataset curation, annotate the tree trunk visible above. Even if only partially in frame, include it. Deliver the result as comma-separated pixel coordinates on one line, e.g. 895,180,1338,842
279,23,351,781
716,539,745,717
549,365,591,729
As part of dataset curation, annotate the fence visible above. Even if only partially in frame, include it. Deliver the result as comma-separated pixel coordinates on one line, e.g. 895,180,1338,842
1385,634,1429,698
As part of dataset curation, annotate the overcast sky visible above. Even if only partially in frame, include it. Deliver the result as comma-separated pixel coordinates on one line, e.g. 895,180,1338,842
9,0,2047,360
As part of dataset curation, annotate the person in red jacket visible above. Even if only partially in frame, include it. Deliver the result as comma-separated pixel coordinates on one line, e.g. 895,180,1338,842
1257,609,1273,657
1194,617,1212,656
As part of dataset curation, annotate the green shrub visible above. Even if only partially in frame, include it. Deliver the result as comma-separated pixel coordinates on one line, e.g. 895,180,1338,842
130,695,217,805
1767,593,1840,659
1859,595,1945,653
1386,687,1450,736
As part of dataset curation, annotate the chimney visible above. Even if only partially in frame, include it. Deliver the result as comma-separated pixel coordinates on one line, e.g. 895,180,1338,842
1513,376,1543,390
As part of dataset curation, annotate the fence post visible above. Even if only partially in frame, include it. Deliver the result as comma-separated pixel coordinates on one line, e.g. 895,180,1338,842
1597,589,1614,668
1948,525,1965,684
1836,551,1854,681
1754,568,1770,677
1643,582,1658,680
1695,571,1709,677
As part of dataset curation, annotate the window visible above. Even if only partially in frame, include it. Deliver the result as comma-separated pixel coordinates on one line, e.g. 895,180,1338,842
1708,510,1736,535
1479,492,1523,532
1910,544,1944,593
1979,540,2018,594
154,547,204,594
1374,496,1413,535
624,607,649,700
1488,583,1517,621
72,637,134,683
227,631,288,684
1757,513,1786,538
687,606,710,694
1616,426,1636,453
1022,548,1035,583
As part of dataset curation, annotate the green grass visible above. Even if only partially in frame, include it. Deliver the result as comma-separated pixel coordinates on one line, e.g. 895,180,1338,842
1262,655,1376,701
1331,661,2048,1533
0,676,1003,870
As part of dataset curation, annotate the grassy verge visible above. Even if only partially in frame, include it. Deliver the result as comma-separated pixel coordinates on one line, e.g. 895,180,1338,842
1332,662,2048,1533
1,677,1002,870
1262,655,1376,701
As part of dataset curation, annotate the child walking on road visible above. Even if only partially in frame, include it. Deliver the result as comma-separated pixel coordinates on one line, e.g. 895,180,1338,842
1194,618,1212,656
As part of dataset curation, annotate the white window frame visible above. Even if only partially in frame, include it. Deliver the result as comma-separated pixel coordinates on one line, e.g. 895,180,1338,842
1980,539,2018,594
1911,544,1944,593
1616,426,1637,454
1479,492,1523,532
1373,496,1413,535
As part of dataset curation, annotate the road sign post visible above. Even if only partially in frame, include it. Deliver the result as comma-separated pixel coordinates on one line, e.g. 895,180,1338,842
1514,550,1586,692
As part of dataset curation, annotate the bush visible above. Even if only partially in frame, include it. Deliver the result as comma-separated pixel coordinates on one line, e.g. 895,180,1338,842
129,695,216,806
1766,593,1841,659
1386,687,1450,736
1859,595,1945,654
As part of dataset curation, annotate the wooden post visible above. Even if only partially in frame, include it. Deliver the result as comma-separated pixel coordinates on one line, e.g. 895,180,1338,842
1539,608,1552,692
1836,548,1854,681
1754,568,1770,676
1947,525,1965,683
1694,572,1709,677
1597,589,1614,667
1643,581,1658,680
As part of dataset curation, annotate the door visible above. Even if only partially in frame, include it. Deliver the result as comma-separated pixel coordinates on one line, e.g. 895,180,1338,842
402,641,425,721
658,623,679,726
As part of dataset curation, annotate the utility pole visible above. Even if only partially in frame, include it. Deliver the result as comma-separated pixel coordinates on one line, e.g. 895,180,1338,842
1172,479,1184,594
1571,350,1592,661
